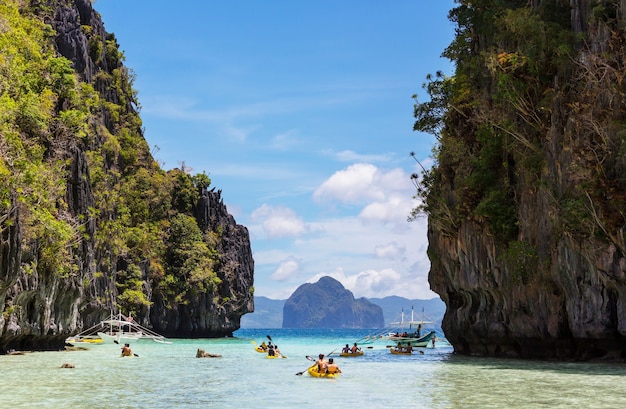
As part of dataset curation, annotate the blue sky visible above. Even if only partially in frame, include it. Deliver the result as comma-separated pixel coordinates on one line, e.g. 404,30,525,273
94,0,456,300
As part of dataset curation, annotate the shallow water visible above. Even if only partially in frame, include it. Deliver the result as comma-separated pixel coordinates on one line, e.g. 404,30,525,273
1,329,624,408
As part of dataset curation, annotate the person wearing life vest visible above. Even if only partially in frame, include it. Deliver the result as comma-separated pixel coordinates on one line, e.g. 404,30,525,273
325,358,341,374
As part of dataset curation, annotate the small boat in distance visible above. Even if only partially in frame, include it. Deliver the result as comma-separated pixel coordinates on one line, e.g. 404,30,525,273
339,350,364,357
384,307,436,348
66,313,170,346
97,313,171,344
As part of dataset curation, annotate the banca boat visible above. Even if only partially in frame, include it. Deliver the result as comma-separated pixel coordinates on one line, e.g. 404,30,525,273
384,307,436,347
66,313,170,346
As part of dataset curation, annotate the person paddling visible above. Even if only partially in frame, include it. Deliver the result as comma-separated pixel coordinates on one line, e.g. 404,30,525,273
120,343,132,357
325,358,341,374
316,353,327,372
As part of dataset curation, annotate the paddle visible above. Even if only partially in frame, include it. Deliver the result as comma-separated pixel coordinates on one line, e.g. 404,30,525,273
295,349,337,376
266,334,287,358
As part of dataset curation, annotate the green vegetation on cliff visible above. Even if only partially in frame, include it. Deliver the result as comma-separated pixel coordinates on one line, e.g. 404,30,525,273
411,0,626,360
0,0,222,320
413,0,625,249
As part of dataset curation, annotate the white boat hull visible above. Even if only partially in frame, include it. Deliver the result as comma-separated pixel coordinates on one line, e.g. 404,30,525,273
97,332,143,344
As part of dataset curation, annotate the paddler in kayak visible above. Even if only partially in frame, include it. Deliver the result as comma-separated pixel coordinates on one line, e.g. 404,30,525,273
316,353,327,372
325,358,341,374
120,343,132,357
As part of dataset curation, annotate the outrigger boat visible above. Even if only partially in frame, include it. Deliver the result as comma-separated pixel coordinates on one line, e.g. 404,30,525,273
383,307,436,348
97,313,170,344
65,313,170,346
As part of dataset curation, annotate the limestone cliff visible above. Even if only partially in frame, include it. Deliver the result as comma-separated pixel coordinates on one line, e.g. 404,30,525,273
283,276,384,328
0,0,253,352
418,0,626,361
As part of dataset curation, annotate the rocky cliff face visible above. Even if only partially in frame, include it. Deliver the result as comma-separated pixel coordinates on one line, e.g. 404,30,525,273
283,276,384,328
0,0,253,352
150,188,254,338
425,0,626,361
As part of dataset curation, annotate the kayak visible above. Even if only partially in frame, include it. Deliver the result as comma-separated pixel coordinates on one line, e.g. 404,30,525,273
255,346,267,353
389,347,412,355
307,365,339,378
265,354,284,359
339,351,363,357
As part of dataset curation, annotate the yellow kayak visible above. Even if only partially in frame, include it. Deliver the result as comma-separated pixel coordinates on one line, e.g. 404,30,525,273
339,351,363,357
255,346,267,353
307,365,339,378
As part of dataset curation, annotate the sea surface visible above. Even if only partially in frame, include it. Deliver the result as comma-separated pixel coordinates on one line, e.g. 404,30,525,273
1,328,624,408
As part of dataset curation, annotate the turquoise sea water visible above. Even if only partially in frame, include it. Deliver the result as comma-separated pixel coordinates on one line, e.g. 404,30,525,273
1,328,625,408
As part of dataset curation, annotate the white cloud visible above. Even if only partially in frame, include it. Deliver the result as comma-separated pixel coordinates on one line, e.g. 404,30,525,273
374,242,405,259
251,204,308,239
270,258,301,281
249,165,433,300
270,129,301,150
313,163,384,204
313,164,419,212
359,194,415,226
328,149,393,163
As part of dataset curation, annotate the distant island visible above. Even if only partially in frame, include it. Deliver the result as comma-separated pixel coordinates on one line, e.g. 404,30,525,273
282,277,384,328
241,291,445,329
